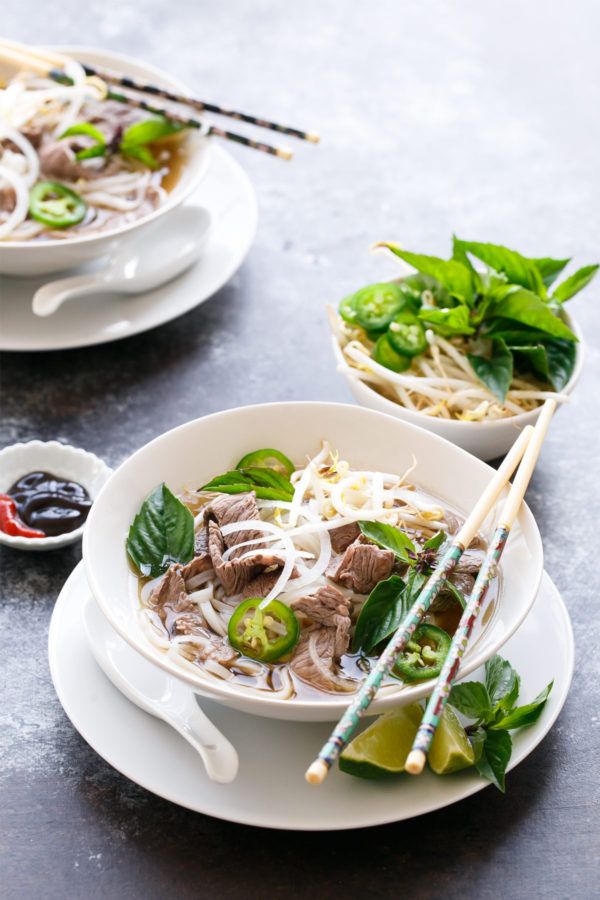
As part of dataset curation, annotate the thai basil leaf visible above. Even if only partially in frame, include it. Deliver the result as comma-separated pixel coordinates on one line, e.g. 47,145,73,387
490,681,553,731
487,286,577,341
485,655,520,709
449,680,493,722
423,530,447,552
126,483,194,578
468,337,514,402
510,345,551,382
531,256,571,288
60,123,107,160
481,318,552,345
475,729,512,792
200,467,294,501
552,264,599,302
358,521,415,562
351,575,409,653
378,244,475,305
543,338,576,391
121,117,185,147
468,726,487,763
120,116,185,169
419,305,475,336
452,240,546,297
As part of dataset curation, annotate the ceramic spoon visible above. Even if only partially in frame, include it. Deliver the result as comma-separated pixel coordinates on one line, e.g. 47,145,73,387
82,596,239,784
32,205,211,317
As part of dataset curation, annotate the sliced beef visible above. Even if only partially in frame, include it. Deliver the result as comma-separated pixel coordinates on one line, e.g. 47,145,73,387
290,626,356,693
204,491,264,559
38,138,122,182
146,564,204,635
241,569,283,601
329,522,360,553
455,549,485,574
179,528,213,582
291,585,352,655
449,571,476,597
82,100,147,147
208,519,286,596
175,622,238,666
19,126,43,149
328,536,395,594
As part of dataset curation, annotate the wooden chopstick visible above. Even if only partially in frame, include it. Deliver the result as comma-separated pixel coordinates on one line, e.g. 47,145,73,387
405,399,556,775
0,39,309,159
305,425,534,786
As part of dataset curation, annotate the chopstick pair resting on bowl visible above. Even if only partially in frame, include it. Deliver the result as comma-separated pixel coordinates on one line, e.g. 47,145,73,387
0,38,319,160
306,399,556,784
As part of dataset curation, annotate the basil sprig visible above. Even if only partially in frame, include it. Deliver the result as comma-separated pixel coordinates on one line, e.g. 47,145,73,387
373,239,598,401
351,527,454,653
59,115,184,170
449,655,553,791
200,466,294,502
126,483,194,578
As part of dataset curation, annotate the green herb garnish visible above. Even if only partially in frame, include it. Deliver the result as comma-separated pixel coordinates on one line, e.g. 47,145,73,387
345,239,599,402
126,483,194,578
449,655,553,791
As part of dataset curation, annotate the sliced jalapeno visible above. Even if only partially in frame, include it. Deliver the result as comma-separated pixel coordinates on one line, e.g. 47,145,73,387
235,448,295,478
29,181,87,228
228,598,299,662
372,333,412,373
351,283,409,332
387,310,428,358
392,624,451,683
339,292,359,325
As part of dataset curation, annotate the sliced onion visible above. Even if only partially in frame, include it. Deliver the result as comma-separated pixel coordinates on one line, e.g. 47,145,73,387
0,128,39,187
0,166,29,239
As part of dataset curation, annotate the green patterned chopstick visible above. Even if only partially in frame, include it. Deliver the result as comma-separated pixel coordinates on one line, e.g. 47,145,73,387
305,426,533,785
405,399,556,775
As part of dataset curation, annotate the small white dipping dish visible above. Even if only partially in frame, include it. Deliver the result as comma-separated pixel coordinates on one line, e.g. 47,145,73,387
0,440,112,550
0,46,211,277
83,402,544,722
331,312,583,461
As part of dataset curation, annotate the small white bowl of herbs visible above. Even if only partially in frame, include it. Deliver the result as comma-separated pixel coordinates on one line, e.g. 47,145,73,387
329,238,596,460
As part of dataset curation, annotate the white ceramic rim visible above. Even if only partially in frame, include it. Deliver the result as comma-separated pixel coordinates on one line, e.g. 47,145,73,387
48,564,573,829
2,45,211,249
0,440,112,549
332,303,584,432
83,401,544,718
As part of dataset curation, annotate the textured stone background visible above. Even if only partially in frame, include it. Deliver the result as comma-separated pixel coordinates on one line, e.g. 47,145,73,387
1,2,599,897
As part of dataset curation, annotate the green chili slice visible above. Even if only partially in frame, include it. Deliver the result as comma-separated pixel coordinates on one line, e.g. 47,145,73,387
387,310,428,358
392,624,451,683
372,333,412,373
339,292,359,325
29,181,87,228
228,598,299,662
235,448,295,478
351,283,409,332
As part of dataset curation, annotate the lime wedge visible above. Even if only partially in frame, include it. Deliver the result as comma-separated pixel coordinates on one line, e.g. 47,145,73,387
428,705,475,774
339,703,423,779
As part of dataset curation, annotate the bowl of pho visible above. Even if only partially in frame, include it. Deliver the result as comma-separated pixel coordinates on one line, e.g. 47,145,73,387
329,240,594,460
83,402,543,722
0,46,211,276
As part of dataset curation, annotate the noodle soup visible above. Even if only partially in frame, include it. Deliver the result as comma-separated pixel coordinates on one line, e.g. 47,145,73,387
129,441,499,703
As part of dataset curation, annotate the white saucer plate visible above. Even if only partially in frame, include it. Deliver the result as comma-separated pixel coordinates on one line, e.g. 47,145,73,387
48,564,573,830
0,144,257,351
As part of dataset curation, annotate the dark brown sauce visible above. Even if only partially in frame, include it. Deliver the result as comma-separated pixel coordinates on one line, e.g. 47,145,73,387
8,471,91,536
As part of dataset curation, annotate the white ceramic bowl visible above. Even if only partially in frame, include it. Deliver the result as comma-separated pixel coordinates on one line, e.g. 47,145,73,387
83,402,544,722
332,311,583,461
0,46,211,277
0,440,112,549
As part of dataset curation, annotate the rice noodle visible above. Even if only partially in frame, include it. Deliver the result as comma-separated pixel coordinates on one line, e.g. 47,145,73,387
331,308,570,421
0,166,29,238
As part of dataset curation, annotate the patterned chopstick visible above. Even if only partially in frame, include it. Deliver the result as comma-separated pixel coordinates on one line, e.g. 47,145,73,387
77,63,320,144
305,426,534,785
405,399,556,775
0,41,297,160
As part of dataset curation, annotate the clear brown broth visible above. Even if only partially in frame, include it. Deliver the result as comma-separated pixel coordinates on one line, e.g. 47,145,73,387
134,485,499,701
